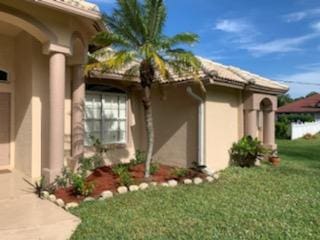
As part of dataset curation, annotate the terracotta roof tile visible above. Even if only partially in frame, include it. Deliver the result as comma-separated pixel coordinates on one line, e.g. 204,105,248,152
277,94,320,113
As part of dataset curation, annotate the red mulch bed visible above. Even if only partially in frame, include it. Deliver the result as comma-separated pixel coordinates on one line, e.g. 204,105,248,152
54,163,206,204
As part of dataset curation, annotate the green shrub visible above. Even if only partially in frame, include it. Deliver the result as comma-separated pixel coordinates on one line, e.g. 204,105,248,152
150,163,159,175
119,172,133,187
70,173,95,197
276,121,291,139
130,150,146,166
55,167,72,188
171,167,189,178
55,167,94,197
34,176,46,198
112,164,133,187
79,136,107,173
230,136,267,167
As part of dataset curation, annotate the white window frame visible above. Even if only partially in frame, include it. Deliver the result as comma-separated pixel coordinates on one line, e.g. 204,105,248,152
85,91,128,146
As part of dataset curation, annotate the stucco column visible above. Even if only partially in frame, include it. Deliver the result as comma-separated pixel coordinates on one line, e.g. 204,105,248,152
44,52,66,183
245,109,258,138
263,110,276,149
71,65,85,164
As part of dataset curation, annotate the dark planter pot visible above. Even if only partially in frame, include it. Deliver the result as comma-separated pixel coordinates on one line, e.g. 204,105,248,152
269,156,281,166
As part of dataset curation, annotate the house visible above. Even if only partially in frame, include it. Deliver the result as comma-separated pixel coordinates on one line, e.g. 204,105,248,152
86,58,288,174
0,0,288,183
277,93,320,121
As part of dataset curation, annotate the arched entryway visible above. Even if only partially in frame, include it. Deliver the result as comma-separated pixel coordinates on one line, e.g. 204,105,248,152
258,98,275,148
244,92,277,150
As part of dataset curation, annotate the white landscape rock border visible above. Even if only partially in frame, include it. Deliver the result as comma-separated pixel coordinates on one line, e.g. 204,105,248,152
42,173,221,211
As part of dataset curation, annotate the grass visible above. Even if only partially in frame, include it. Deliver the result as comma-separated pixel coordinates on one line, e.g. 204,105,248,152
70,137,320,240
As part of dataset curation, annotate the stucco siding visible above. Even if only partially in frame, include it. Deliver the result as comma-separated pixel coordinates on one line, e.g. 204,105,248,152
14,32,33,176
151,86,198,167
32,38,50,176
205,86,242,172
0,33,15,170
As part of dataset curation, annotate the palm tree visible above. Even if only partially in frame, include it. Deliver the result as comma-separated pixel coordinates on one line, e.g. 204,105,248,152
88,0,201,178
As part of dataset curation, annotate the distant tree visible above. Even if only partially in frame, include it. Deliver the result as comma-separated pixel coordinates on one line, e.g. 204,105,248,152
278,94,293,107
305,91,318,98
294,96,305,101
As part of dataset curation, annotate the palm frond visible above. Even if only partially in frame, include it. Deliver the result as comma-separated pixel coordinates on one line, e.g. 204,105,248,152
145,0,166,41
92,31,131,49
113,0,147,44
166,48,201,72
151,52,170,80
105,50,137,70
163,33,199,48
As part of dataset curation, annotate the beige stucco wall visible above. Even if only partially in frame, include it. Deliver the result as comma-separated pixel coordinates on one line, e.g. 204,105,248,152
205,86,243,172
0,34,15,170
151,86,198,167
14,32,33,176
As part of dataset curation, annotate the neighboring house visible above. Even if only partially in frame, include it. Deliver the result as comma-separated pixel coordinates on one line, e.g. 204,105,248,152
277,93,320,122
0,0,288,182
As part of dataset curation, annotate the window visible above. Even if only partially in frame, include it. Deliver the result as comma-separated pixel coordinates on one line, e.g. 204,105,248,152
0,70,8,82
85,92,127,146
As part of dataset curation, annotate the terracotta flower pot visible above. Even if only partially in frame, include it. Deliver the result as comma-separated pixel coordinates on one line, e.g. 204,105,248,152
269,156,280,166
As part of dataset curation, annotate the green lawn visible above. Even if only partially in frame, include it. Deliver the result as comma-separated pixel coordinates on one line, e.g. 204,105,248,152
71,137,320,240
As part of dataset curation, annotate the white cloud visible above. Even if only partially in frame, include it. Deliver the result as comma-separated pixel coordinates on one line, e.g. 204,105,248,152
243,33,319,56
283,8,320,22
274,69,320,97
214,18,257,43
311,21,320,32
215,19,250,33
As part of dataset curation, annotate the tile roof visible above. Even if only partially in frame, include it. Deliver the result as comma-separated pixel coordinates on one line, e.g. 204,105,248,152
277,94,320,113
52,0,100,12
90,54,288,92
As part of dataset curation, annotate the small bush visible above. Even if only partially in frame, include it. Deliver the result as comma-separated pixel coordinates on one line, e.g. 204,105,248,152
70,173,95,197
55,167,72,188
79,136,107,172
171,167,189,178
55,167,94,197
276,121,291,139
150,163,159,175
230,136,267,168
112,164,133,187
119,172,133,187
130,150,146,166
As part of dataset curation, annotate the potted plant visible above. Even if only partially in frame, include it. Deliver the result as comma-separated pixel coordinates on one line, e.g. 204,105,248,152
269,150,281,166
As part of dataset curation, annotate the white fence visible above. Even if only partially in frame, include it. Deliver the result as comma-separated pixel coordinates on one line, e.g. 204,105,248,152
291,121,320,140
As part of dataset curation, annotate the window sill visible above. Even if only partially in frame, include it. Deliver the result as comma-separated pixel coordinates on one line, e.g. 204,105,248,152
85,143,127,151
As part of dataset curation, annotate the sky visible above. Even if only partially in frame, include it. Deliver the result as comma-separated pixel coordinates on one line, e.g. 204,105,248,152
88,0,320,98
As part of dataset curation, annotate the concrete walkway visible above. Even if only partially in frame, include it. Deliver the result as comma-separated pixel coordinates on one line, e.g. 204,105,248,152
0,171,80,240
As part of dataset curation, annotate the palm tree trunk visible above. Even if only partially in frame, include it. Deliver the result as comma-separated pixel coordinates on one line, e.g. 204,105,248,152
142,86,154,178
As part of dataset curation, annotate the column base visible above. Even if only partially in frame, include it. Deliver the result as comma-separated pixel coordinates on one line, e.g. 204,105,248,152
264,143,277,150
42,168,62,184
